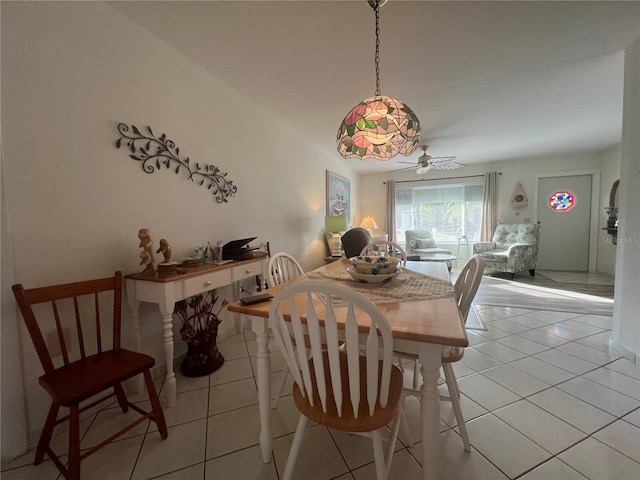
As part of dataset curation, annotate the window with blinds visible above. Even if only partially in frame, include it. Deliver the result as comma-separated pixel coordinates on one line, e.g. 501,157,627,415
395,179,484,244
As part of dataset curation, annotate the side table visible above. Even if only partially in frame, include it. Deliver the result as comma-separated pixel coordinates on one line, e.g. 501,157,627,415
419,253,458,272
125,257,266,406
457,236,470,257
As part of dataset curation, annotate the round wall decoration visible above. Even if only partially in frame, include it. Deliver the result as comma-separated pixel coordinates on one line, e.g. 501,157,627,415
548,190,575,212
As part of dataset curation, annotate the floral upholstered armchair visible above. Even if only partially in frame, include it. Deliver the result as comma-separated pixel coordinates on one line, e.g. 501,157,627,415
472,223,541,278
404,230,452,257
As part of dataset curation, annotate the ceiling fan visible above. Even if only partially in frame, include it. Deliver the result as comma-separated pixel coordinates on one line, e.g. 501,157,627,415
392,144,464,174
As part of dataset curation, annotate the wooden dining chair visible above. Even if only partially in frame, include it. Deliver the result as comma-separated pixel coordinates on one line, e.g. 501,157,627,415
360,240,407,266
397,255,485,451
12,271,168,480
269,280,404,480
266,252,306,408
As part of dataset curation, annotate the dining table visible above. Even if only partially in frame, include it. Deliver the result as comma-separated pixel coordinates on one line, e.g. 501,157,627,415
227,259,468,480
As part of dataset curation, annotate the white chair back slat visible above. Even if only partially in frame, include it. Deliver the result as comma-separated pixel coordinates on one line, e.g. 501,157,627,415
304,295,325,407
305,292,329,412
454,255,485,321
378,336,393,410
344,310,361,418
268,280,394,420
365,327,381,414
323,300,344,416
289,300,314,403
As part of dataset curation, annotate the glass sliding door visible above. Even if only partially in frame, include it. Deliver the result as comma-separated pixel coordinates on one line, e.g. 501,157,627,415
394,180,484,249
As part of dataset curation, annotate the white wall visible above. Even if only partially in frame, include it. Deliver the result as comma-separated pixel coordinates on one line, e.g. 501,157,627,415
597,146,621,275
1,1,359,452
610,35,640,362
1,162,29,460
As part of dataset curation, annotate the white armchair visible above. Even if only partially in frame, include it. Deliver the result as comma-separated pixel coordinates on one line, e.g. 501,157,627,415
404,230,451,258
473,223,541,278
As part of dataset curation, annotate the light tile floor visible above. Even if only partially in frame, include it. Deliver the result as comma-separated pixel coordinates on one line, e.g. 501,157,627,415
537,271,615,286
3,272,639,480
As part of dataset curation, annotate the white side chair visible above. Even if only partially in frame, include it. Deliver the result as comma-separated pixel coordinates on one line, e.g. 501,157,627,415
267,252,305,288
438,254,485,451
266,252,305,408
360,240,407,266
397,255,485,451
269,280,404,480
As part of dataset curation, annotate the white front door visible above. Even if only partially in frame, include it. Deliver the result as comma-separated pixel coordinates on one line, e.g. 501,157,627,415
536,174,593,271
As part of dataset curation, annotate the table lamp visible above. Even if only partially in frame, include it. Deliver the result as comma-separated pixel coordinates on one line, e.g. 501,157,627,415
359,216,379,235
325,215,349,257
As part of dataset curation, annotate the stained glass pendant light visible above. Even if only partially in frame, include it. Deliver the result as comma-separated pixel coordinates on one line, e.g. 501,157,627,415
337,0,421,161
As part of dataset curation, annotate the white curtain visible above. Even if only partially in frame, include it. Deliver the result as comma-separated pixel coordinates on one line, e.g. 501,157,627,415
386,180,396,243
481,172,499,241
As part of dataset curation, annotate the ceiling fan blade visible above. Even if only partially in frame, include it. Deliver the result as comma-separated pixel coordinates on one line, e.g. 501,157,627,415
432,160,465,170
416,165,433,175
389,165,417,173
428,156,458,163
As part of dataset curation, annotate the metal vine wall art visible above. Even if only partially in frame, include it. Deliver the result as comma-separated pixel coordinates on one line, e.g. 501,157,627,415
116,123,237,203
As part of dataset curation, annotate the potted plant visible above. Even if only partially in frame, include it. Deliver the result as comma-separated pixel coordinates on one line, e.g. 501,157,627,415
174,289,227,377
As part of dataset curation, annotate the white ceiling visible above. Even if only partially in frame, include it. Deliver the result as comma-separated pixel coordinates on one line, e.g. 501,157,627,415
109,1,640,175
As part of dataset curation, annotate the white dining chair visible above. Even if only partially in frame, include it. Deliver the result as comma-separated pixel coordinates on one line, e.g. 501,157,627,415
359,240,407,266
269,280,404,480
438,254,485,451
397,255,485,451
267,252,305,289
360,240,408,375
266,252,305,408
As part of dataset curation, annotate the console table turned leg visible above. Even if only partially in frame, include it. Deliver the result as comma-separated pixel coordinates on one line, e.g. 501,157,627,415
162,313,177,407
125,282,144,395
253,317,273,463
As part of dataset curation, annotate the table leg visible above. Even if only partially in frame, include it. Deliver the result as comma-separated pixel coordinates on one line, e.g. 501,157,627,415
161,313,177,407
252,316,272,463
125,282,144,395
419,345,443,480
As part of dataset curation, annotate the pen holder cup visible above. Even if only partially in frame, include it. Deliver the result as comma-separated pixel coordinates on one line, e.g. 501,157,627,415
210,246,223,262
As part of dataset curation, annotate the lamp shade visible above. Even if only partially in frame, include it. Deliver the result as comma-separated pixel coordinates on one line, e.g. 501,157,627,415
325,215,348,233
359,216,379,230
337,95,421,160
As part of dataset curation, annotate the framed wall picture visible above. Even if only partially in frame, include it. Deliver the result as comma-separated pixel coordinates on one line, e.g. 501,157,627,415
326,170,350,218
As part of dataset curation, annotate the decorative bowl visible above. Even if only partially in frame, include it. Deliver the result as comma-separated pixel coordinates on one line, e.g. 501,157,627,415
347,267,403,284
349,256,400,275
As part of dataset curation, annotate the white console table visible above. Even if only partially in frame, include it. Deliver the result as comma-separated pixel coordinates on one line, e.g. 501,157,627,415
125,258,266,406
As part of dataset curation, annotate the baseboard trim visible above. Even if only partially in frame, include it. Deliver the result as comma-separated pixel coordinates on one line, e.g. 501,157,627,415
609,338,639,365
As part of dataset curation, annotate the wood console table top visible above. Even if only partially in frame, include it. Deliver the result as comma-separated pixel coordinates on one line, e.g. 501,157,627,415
125,258,258,283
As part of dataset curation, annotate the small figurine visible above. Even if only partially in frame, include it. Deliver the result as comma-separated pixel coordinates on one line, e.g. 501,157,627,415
156,238,172,263
139,251,154,273
138,228,155,272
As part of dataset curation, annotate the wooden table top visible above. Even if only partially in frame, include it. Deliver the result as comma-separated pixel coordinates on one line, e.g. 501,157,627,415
124,257,263,283
228,259,468,348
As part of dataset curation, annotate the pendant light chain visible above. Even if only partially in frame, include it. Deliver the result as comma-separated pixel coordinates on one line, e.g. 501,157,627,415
374,0,381,96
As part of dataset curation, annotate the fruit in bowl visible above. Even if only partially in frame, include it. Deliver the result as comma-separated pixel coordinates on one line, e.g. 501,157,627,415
349,256,400,275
